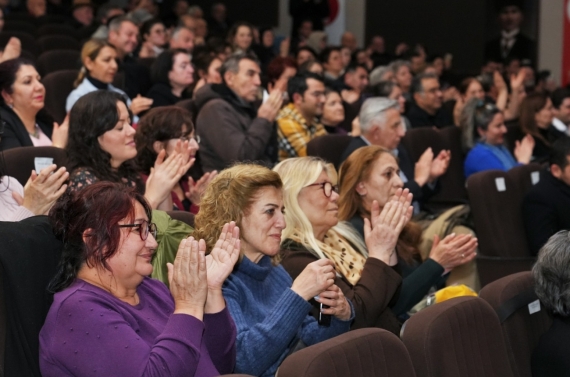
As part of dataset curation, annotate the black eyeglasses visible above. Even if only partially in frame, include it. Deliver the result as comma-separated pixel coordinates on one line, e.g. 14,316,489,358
119,220,157,241
306,181,339,198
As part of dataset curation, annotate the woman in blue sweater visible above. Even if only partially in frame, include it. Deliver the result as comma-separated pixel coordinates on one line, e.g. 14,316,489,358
461,99,535,178
192,164,354,377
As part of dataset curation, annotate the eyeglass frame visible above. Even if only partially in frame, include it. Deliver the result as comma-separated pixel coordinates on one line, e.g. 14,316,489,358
180,135,200,144
118,220,158,241
306,181,339,198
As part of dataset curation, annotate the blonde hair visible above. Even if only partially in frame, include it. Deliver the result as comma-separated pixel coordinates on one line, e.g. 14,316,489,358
273,157,367,260
74,39,116,88
193,164,283,255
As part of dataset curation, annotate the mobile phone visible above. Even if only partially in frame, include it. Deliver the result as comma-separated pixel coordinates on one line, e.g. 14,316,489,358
34,157,54,173
318,303,331,327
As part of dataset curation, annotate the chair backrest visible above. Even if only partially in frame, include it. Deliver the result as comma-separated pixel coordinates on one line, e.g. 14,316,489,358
36,50,81,76
42,69,78,123
37,24,76,38
466,169,529,258
165,211,195,227
479,272,552,377
37,35,81,53
306,134,353,168
175,99,197,124
2,146,68,186
278,328,416,377
3,20,36,35
401,126,467,209
0,31,39,56
401,296,514,377
508,163,542,195
0,217,63,377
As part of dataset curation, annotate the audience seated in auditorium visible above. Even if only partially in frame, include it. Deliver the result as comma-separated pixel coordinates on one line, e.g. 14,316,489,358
39,181,238,377
519,92,563,163
295,46,317,67
321,46,343,80
91,3,124,40
228,22,254,55
66,90,192,211
194,52,282,172
365,80,409,129
193,164,354,377
169,26,195,53
66,40,143,114
298,59,323,76
321,87,347,134
338,146,477,316
192,52,223,97
277,73,327,160
275,156,403,332
265,56,297,96
368,35,392,68
531,230,570,376
523,137,570,256
341,63,369,104
406,73,453,128
147,49,194,107
107,16,152,98
462,99,534,178
138,18,166,58
389,60,412,100
550,88,570,135
135,106,216,212
207,2,231,40
0,58,67,150
340,98,449,213
69,0,94,30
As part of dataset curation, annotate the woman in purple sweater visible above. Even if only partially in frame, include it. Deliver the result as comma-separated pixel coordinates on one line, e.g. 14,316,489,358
39,181,239,377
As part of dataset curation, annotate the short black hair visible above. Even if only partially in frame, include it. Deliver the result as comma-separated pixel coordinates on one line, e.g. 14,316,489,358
295,46,318,61
551,88,570,110
320,46,340,64
287,72,324,102
411,73,438,95
550,136,570,169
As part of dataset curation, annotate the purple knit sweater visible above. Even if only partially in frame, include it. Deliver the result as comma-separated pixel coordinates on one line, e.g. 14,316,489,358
39,277,236,377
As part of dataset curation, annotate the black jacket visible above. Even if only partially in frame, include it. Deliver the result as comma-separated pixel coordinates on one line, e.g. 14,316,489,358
522,170,570,256
484,32,535,65
532,316,570,377
0,105,53,151
117,55,152,99
146,83,182,108
406,102,453,129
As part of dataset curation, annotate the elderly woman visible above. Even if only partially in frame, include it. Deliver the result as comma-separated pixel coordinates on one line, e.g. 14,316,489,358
66,39,152,116
66,90,193,211
135,106,217,212
462,99,535,178
532,230,570,376
338,146,478,316
192,164,354,377
0,58,67,150
275,157,409,332
147,49,194,107
40,181,238,376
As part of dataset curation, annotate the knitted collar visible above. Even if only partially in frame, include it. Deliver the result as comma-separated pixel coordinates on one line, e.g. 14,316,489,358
235,254,273,281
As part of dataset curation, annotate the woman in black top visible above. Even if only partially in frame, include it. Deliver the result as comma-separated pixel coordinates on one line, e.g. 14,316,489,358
146,49,194,108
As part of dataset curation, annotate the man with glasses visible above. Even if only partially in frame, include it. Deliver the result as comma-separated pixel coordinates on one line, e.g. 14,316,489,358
406,73,453,129
277,72,327,161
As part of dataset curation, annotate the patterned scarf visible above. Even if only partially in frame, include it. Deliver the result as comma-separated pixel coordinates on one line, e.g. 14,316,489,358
290,229,366,286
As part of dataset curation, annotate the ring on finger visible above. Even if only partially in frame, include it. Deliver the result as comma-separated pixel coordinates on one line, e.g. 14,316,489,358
461,253,465,258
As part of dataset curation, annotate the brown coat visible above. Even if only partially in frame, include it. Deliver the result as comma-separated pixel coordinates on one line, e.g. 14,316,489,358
280,240,402,335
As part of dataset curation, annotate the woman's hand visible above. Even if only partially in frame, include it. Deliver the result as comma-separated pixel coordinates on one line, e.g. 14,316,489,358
429,233,478,274
51,115,69,148
316,285,352,321
130,95,153,115
185,171,218,205
167,237,208,320
365,189,413,265
12,165,68,215
291,259,336,301
206,222,240,291
514,134,535,164
145,147,195,209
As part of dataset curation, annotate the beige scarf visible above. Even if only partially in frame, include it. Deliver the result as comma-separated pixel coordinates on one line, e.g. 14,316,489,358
290,229,366,286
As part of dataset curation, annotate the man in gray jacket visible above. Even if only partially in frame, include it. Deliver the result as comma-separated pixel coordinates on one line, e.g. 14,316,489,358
195,52,284,172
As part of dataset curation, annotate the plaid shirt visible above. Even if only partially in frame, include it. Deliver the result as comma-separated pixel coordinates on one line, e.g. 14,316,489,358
276,103,327,161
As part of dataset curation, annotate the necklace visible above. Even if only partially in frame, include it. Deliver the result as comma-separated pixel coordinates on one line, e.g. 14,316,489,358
28,125,39,139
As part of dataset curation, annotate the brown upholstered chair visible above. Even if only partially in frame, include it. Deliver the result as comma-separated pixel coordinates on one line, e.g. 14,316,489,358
401,296,514,377
306,134,352,168
42,69,78,123
175,99,197,123
36,50,81,76
466,170,536,287
479,272,552,377
0,31,39,56
278,328,416,377
401,126,467,211
166,211,195,227
508,163,543,195
2,146,69,186
3,20,36,35
37,24,76,38
37,35,81,53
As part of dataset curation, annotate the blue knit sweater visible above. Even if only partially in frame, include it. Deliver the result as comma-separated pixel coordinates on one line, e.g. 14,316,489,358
222,255,353,377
